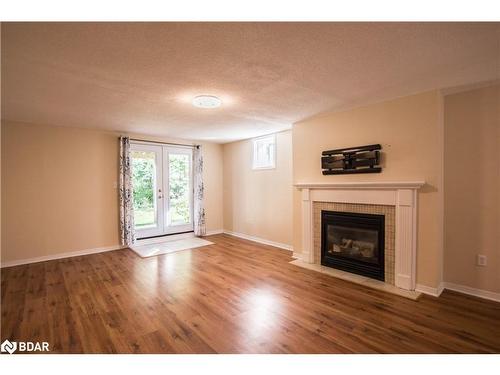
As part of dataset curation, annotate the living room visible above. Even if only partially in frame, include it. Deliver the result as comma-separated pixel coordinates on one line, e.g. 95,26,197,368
1,1,499,372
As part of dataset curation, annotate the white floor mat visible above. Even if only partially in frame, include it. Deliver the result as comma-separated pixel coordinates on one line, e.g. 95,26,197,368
130,237,214,258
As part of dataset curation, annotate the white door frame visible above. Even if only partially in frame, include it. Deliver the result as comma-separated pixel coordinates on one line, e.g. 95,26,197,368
130,141,194,239
163,146,194,234
130,143,164,238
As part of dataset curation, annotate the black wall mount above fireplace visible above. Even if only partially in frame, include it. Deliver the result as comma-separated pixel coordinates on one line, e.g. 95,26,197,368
321,144,382,175
321,210,385,281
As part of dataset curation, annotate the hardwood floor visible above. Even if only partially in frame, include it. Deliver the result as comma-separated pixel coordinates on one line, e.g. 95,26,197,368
2,234,499,353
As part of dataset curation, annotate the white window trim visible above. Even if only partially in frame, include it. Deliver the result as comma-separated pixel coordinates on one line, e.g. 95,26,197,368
252,134,276,170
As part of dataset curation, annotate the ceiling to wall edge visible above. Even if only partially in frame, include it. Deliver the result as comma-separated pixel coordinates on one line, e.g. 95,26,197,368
1,79,497,145
296,79,500,125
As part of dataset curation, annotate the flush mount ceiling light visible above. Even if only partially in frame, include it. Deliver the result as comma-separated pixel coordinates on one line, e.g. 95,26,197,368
192,95,222,109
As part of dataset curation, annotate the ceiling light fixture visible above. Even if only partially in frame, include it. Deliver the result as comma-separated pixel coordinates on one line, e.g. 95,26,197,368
192,95,222,109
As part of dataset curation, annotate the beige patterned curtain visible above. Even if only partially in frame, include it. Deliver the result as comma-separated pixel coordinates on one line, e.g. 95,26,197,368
119,136,135,246
193,145,206,236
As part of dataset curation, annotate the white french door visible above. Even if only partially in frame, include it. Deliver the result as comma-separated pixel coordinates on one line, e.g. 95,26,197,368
130,142,193,239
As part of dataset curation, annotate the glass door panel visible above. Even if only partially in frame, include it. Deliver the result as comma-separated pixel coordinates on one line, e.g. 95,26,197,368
164,148,193,233
130,144,164,238
168,153,191,226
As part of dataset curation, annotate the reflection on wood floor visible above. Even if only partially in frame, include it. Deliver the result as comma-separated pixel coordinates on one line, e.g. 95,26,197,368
2,234,499,353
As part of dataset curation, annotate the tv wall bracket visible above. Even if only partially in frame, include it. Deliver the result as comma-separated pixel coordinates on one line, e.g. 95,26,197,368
321,144,382,175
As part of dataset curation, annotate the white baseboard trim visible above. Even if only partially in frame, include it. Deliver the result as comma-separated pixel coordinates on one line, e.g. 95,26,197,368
223,230,293,251
442,282,500,303
416,281,500,302
205,229,224,236
1,244,125,268
416,282,445,297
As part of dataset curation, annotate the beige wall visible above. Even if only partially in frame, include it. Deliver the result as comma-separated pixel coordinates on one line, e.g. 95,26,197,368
1,121,223,263
444,84,500,293
223,131,293,246
292,91,444,289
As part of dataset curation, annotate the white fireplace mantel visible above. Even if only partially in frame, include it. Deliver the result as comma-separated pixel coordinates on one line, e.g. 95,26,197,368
295,181,425,190
295,181,425,291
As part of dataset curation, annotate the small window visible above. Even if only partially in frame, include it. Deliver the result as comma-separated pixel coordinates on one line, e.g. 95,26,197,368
252,134,276,170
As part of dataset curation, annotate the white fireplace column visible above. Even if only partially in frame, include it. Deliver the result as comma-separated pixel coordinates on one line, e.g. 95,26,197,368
295,182,425,291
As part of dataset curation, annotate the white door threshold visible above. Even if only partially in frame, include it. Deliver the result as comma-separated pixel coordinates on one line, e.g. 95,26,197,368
290,259,421,300
135,232,195,246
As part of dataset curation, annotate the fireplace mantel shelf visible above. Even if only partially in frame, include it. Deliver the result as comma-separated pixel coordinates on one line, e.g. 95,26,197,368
294,181,425,190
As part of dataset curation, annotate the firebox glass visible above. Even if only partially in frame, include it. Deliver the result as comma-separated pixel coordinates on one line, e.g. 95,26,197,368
326,225,379,264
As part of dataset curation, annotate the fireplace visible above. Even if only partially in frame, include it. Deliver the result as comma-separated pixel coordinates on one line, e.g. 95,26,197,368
321,210,385,281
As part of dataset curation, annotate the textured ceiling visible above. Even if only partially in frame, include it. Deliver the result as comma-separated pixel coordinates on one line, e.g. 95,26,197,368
2,22,499,143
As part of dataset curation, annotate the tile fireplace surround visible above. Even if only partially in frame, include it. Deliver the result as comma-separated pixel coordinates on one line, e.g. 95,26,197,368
294,182,425,292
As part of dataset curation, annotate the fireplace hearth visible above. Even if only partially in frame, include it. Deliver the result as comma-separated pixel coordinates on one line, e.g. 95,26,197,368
321,210,385,281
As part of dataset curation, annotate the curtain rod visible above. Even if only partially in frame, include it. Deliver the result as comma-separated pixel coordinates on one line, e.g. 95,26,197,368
129,138,199,148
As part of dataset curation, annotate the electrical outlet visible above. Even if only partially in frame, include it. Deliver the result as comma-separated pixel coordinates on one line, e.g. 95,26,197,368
477,254,487,267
